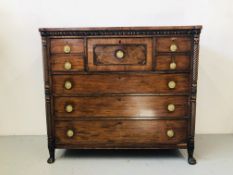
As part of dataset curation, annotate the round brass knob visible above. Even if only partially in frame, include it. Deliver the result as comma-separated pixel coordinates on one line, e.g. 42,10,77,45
169,62,176,70
115,50,124,59
167,129,175,138
66,129,74,138
64,61,72,70
167,104,175,112
168,81,176,89
64,45,71,53
170,43,178,52
64,81,72,90
65,104,73,113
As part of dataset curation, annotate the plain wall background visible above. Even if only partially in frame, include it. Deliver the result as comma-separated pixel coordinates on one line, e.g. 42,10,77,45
0,0,233,135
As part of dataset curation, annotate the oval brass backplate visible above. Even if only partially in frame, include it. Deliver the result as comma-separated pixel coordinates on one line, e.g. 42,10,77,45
64,81,72,90
168,81,176,89
170,62,176,70
115,50,125,59
167,104,175,112
65,104,73,113
64,61,72,70
167,129,175,138
64,45,71,53
170,44,178,52
67,129,74,138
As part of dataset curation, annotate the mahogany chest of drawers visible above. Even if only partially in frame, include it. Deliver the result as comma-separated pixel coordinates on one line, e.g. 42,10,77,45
39,26,202,164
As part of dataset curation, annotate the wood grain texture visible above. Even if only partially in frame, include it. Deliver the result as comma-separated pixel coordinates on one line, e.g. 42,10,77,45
94,45,146,65
50,39,84,54
156,37,192,52
52,74,190,95
88,38,152,71
55,120,188,147
39,26,202,164
54,96,188,118
156,54,190,71
51,55,84,72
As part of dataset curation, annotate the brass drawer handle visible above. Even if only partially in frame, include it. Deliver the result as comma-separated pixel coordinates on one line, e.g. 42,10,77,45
66,129,74,138
64,81,72,90
167,104,175,112
170,43,178,52
64,61,72,70
169,62,176,70
168,81,176,89
65,104,73,113
167,129,175,138
64,45,71,53
115,50,125,59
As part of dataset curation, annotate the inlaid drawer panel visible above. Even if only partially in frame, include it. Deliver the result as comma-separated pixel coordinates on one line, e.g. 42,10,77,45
51,55,84,71
55,120,188,147
156,37,192,52
52,74,190,95
54,96,188,118
156,54,190,71
50,39,84,54
87,38,152,71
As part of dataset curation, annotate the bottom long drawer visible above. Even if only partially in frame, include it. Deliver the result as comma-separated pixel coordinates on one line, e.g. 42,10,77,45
55,120,187,148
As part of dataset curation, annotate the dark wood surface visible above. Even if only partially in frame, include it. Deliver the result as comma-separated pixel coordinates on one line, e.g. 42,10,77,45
88,38,152,71
54,96,188,118
51,55,84,71
50,39,84,54
40,26,202,164
55,120,188,147
156,37,192,52
156,54,190,71
52,74,190,95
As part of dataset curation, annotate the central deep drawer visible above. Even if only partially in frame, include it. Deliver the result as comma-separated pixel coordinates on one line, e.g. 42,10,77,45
87,38,153,71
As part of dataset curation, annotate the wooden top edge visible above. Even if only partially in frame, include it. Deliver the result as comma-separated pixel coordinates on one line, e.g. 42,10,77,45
39,25,202,32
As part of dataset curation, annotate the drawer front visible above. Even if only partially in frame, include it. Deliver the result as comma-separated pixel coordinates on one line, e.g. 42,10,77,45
51,55,84,72
156,37,192,52
52,74,190,95
156,54,190,71
87,38,153,71
55,120,187,147
54,96,188,118
50,39,84,54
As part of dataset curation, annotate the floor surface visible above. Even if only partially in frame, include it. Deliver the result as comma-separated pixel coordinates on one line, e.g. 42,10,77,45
0,134,233,175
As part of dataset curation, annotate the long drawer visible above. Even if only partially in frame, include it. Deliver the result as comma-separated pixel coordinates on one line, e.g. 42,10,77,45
54,96,188,118
55,120,188,148
52,74,190,95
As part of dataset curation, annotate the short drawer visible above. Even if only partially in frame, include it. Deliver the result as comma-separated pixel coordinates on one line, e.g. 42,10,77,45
50,39,84,54
55,120,188,148
156,37,192,52
51,55,84,72
52,74,190,95
54,96,188,118
156,54,190,71
87,38,153,71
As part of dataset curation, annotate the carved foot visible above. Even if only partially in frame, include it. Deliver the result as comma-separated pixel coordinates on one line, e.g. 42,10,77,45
47,156,55,164
47,146,55,164
187,138,196,165
188,155,196,165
